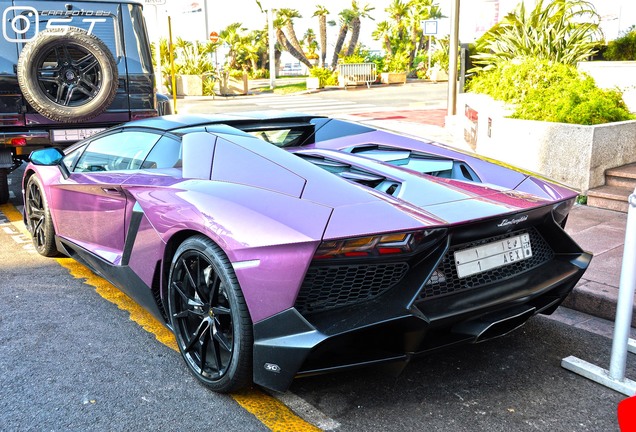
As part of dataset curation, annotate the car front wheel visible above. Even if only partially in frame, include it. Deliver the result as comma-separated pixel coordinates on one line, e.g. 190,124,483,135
24,175,58,257
167,236,253,393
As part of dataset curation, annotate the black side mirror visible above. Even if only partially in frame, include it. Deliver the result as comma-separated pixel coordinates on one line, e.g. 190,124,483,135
29,148,64,166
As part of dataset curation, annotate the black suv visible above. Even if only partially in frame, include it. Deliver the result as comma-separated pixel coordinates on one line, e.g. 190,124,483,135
0,0,166,203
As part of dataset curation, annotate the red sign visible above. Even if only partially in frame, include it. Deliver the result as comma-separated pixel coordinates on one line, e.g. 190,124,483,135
209,31,219,43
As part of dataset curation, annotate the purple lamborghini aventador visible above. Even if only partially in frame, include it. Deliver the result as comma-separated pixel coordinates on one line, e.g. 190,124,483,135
23,112,591,393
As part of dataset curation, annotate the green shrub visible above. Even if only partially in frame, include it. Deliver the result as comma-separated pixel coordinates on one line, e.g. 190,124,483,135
309,67,337,87
604,26,636,61
468,58,634,125
513,76,632,125
382,50,411,72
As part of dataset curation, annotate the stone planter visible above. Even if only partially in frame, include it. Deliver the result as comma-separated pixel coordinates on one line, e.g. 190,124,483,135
219,72,248,96
176,74,203,96
306,76,321,90
380,71,407,84
455,93,636,193
427,66,448,82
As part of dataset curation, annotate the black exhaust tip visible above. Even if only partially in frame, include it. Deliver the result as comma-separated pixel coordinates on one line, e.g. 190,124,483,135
452,306,537,343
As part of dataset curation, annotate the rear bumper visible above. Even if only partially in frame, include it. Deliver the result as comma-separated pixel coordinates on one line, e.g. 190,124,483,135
252,250,590,392
251,204,592,392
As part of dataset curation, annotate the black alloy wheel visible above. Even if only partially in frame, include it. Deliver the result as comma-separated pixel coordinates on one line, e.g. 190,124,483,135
168,236,252,393
38,44,104,106
24,175,58,257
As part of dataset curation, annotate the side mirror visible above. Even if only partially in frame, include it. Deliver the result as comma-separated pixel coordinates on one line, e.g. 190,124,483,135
29,148,64,166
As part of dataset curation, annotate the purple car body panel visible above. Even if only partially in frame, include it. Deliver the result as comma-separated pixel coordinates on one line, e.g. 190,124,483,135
22,113,591,392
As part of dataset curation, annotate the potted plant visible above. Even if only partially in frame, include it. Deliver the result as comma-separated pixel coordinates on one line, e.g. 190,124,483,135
172,38,215,96
218,69,248,95
380,51,410,84
428,38,450,82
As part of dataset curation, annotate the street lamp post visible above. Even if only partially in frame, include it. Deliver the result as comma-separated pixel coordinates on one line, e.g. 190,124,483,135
447,0,460,117
268,8,276,89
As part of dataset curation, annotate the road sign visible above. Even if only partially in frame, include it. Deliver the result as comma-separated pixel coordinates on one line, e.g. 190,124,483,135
209,31,219,43
422,20,438,35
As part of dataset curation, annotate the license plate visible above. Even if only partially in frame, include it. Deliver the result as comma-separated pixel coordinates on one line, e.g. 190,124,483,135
454,233,532,279
52,128,105,142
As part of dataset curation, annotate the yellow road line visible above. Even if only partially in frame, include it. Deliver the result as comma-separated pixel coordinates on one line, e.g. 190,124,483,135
1,203,321,432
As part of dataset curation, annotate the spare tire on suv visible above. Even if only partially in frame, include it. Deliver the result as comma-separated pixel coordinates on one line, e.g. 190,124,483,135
17,26,119,123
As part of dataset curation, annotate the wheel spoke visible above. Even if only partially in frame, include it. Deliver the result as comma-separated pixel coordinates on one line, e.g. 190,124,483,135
205,266,221,305
76,54,99,73
61,46,74,64
171,279,204,309
77,78,99,96
198,326,210,373
210,334,223,372
184,318,209,354
74,82,96,99
28,207,44,220
63,84,77,106
55,82,69,104
212,325,232,354
192,256,211,304
211,305,230,316
183,258,198,292
37,69,62,84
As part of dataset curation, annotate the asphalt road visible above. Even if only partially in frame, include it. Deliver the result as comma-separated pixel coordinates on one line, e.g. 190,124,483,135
1,100,633,431
173,80,449,116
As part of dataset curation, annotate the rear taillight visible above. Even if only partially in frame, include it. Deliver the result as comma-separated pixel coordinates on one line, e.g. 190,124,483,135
10,137,27,147
314,229,446,260
0,114,24,126
131,110,159,121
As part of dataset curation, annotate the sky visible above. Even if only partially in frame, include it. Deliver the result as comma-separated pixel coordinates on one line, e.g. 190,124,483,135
143,0,636,62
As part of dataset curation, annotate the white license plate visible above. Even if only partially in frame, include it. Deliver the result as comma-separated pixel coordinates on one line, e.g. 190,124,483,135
52,128,105,142
454,233,533,279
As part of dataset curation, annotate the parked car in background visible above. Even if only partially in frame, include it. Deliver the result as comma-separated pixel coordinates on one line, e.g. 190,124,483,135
23,112,591,393
0,0,164,204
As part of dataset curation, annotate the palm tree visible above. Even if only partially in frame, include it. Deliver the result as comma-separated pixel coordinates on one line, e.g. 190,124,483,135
385,0,409,44
302,29,319,62
330,8,355,69
220,22,246,70
278,9,311,66
273,15,313,69
372,20,393,56
345,1,375,57
313,5,329,67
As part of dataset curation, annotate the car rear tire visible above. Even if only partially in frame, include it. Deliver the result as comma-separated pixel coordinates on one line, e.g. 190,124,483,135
167,236,253,393
0,169,9,205
24,175,58,257
17,27,118,123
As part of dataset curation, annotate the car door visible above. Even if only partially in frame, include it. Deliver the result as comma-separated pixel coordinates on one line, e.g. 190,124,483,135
53,130,161,264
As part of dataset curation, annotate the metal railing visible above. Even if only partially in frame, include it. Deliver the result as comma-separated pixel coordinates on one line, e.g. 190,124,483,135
562,188,636,396
337,63,377,89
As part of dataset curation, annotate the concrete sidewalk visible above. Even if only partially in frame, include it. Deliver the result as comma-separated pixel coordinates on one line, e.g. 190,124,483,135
357,109,634,330
562,205,633,326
